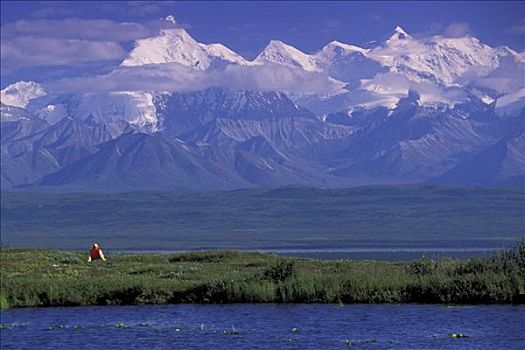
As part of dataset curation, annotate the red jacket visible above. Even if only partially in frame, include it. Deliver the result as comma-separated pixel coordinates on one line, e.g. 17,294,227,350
89,247,101,260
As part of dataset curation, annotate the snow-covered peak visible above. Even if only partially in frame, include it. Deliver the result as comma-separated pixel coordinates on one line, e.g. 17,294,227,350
0,81,46,108
493,45,524,63
386,26,412,44
394,26,409,36
315,40,368,68
121,27,208,68
121,27,247,69
367,33,503,85
161,27,194,41
254,40,319,72
164,15,177,24
319,40,367,55
417,35,501,82
204,43,247,65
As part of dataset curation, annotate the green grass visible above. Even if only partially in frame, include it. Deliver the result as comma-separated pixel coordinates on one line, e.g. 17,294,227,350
1,185,524,250
0,292,8,309
1,241,523,308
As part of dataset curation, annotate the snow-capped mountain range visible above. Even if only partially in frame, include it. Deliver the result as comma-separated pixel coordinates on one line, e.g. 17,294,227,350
1,21,524,190
3,23,524,126
2,23,524,123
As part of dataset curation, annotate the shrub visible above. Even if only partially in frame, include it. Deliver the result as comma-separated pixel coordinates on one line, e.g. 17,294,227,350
454,258,488,275
168,251,240,263
59,256,82,265
263,259,296,283
407,256,435,275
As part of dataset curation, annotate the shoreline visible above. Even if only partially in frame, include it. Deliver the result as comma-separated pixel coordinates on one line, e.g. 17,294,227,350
114,247,503,254
1,244,524,309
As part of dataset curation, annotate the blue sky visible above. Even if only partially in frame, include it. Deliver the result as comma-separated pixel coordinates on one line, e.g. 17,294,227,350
1,1,524,87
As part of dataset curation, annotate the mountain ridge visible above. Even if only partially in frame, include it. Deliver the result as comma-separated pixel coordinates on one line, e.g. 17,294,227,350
1,24,524,190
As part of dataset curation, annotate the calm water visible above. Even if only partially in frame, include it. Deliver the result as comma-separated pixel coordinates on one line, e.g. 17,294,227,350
1,304,524,349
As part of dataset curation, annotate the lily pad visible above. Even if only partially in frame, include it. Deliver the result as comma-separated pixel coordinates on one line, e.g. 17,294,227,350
345,338,377,346
0,323,23,329
223,326,241,335
449,333,469,338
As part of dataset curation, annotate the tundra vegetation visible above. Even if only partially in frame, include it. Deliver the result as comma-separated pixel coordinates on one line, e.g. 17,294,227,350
1,241,524,308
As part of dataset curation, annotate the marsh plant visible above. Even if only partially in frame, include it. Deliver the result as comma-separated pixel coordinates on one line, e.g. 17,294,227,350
1,241,523,308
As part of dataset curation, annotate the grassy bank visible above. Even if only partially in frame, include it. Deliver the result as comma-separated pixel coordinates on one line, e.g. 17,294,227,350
1,242,524,308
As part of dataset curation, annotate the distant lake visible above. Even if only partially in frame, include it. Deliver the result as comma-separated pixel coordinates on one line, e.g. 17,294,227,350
2,304,524,349
2,186,523,253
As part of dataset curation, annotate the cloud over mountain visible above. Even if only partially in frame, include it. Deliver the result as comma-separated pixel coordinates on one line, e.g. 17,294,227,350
0,16,183,70
1,18,159,42
47,62,343,95
1,36,127,68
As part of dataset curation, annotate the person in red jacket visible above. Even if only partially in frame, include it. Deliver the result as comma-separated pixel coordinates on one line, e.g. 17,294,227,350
87,243,106,262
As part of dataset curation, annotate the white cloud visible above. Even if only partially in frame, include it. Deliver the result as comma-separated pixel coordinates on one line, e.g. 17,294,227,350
0,17,184,72
444,22,471,38
210,64,344,94
45,63,344,95
459,55,525,94
1,36,126,68
27,1,178,19
507,19,525,35
98,1,178,18
0,18,180,42
31,6,77,19
361,71,468,106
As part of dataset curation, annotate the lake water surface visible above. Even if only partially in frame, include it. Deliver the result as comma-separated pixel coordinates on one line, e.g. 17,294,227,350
1,304,523,349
